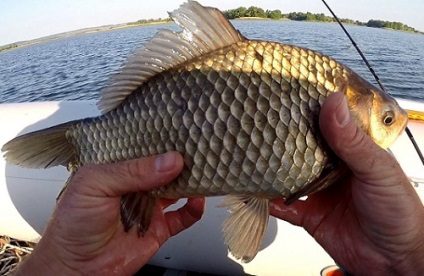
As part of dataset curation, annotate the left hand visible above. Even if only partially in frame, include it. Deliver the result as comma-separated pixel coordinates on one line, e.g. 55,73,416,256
15,152,205,275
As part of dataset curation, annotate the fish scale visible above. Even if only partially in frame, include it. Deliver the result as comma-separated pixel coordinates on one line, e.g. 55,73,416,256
1,1,408,262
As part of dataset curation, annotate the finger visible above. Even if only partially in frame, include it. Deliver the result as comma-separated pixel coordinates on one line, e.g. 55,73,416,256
70,152,184,197
269,198,306,226
320,93,424,227
319,92,403,183
164,197,205,237
160,198,179,209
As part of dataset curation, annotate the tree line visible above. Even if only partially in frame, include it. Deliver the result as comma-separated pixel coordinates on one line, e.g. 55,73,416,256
223,6,419,33
127,18,172,26
366,19,417,32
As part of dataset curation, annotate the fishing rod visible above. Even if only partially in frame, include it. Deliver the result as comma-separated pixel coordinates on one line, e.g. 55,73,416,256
321,0,424,166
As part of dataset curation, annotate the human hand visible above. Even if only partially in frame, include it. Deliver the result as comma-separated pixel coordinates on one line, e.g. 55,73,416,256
15,152,205,275
270,93,424,275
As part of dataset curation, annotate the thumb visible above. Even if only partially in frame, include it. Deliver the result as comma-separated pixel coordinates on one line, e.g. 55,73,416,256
319,92,402,183
70,152,184,197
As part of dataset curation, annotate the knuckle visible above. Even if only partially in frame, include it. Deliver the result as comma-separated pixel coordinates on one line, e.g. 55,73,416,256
128,157,152,178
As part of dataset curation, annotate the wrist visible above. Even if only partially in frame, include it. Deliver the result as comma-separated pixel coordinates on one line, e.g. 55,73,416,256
14,238,78,275
392,238,424,275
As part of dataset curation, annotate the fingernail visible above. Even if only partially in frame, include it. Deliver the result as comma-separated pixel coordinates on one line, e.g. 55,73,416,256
155,152,176,172
335,94,351,127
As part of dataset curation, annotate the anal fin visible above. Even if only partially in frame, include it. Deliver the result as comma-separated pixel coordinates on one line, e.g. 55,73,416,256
218,195,270,262
120,192,156,234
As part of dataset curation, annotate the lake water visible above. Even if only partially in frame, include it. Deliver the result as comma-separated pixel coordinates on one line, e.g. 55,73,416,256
1,20,424,103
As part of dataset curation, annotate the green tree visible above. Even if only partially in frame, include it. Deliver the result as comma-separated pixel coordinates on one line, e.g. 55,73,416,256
266,9,282,19
367,19,417,32
287,12,307,21
223,7,247,19
245,6,266,18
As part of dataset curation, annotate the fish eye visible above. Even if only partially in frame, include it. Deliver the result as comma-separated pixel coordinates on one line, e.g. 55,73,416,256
383,111,395,126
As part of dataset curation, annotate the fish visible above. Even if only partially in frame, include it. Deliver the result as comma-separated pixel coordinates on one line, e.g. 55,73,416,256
1,1,408,262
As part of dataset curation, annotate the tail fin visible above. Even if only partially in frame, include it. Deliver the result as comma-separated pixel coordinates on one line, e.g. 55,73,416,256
1,122,76,168
121,192,157,234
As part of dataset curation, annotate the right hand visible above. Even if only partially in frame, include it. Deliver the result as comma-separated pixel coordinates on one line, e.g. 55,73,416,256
270,93,424,275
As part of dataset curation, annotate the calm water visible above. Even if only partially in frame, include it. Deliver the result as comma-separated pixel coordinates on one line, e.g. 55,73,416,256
1,20,424,103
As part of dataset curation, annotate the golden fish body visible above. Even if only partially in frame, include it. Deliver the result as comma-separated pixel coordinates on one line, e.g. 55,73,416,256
68,39,406,201
1,1,408,262
72,41,338,199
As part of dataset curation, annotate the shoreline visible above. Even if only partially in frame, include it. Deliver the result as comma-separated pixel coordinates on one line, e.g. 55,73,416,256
0,20,171,53
1,18,421,53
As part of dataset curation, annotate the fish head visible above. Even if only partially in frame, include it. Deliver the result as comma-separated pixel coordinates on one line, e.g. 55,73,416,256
345,74,408,149
368,90,408,148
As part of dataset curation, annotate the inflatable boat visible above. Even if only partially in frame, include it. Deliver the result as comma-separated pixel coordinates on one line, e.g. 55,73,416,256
1,99,423,275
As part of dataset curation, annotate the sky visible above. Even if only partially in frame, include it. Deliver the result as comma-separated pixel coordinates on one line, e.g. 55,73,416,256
1,0,423,46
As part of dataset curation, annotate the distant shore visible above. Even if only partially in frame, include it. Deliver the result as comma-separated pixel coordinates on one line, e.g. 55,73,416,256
1,14,421,53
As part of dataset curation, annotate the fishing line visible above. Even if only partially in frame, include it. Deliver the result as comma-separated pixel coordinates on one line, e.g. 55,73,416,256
405,127,424,164
321,0,424,166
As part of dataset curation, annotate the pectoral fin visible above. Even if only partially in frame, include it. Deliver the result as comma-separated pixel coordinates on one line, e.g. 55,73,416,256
285,162,349,205
218,195,269,262
56,164,79,201
120,192,156,234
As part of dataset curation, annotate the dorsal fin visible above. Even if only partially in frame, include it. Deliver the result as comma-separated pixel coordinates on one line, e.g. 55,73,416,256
97,0,245,113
